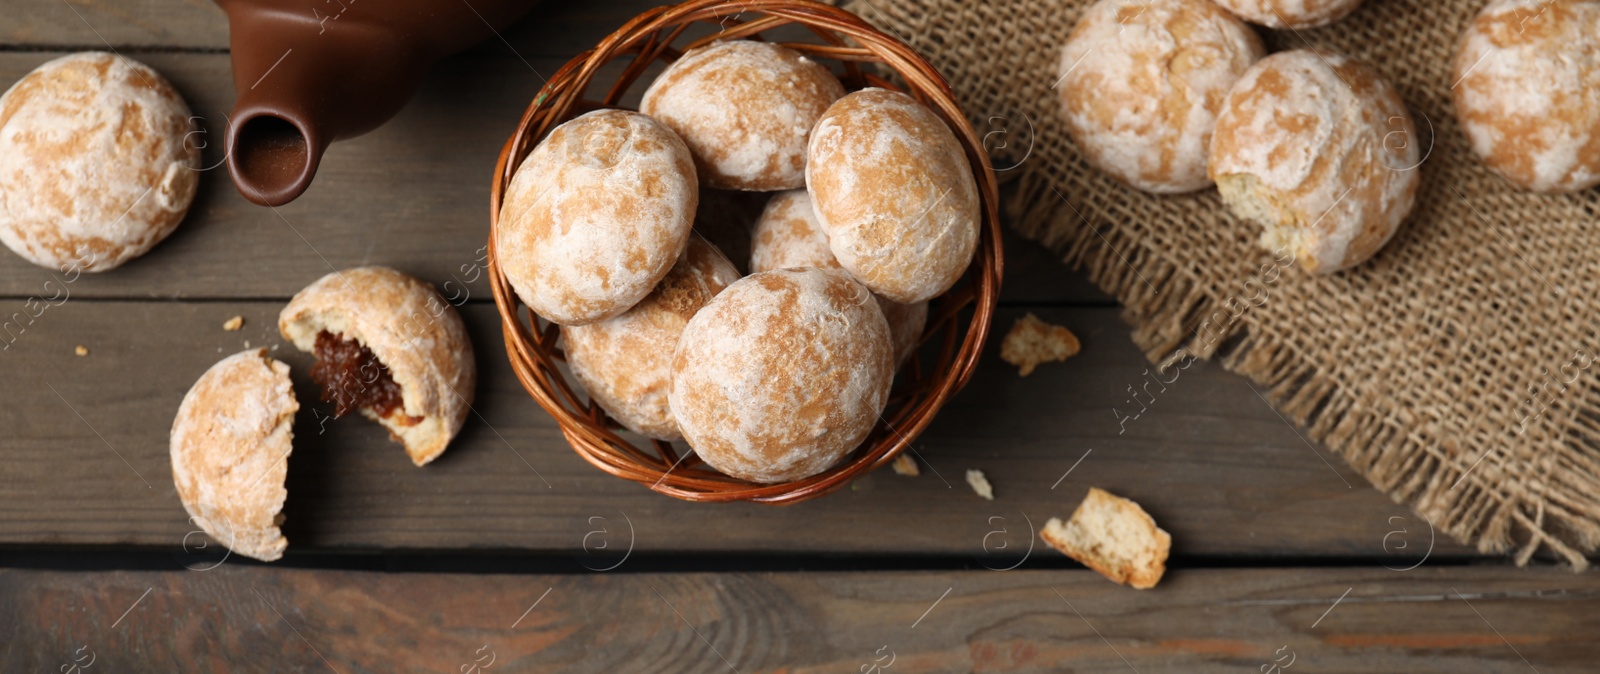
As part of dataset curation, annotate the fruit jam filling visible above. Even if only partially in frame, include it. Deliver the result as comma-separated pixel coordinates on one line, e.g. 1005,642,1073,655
310,330,413,423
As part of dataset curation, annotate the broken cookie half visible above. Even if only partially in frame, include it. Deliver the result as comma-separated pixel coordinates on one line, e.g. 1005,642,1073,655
1042,487,1171,590
170,348,296,562
169,269,474,563
279,266,476,466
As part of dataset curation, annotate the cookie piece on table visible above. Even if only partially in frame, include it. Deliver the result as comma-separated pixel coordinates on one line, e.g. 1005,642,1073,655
1042,488,1171,589
1000,313,1080,377
170,349,296,562
0,52,199,272
279,266,476,466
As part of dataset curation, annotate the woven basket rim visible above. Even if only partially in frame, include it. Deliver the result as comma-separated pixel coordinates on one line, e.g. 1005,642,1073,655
486,0,1004,504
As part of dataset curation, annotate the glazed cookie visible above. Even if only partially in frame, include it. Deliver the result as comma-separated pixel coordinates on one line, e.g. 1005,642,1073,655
1209,50,1420,274
1056,0,1265,193
170,349,297,562
1211,0,1365,28
0,52,199,272
750,189,928,365
670,268,894,484
643,40,845,191
564,238,741,441
807,88,980,304
1452,0,1600,193
279,266,476,466
497,108,698,325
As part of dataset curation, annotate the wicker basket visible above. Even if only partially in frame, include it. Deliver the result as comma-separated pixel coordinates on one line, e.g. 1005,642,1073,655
487,0,1002,504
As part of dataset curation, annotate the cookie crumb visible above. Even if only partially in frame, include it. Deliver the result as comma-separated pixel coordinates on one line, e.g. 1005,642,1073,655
966,469,994,500
74,345,88,356
891,453,920,476
1040,488,1171,590
1000,313,1080,377
223,316,244,331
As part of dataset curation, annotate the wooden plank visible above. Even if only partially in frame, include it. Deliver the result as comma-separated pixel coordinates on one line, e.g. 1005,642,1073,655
1001,226,1114,306
0,51,545,302
0,0,665,54
0,52,1106,305
0,300,1473,558
5,564,1597,672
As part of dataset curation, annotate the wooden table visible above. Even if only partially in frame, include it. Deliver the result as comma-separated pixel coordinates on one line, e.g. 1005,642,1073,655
2,0,1596,671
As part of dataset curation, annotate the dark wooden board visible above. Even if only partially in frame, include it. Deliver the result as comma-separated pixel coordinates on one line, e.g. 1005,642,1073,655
0,52,1107,306
0,51,550,302
0,0,662,55
0,298,1470,558
7,564,1597,672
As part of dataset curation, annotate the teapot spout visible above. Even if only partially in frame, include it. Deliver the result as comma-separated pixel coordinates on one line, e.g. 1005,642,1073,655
226,107,326,207
213,0,538,206
218,6,426,206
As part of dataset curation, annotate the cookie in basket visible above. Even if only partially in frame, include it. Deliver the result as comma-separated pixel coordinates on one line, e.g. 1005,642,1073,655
750,189,927,366
497,108,697,325
807,88,979,304
670,267,894,484
564,238,740,441
643,40,844,191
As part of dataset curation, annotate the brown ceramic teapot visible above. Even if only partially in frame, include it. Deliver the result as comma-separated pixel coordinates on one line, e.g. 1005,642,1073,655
215,0,537,205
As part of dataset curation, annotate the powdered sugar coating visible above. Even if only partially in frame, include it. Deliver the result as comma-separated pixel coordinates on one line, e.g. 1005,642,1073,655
170,349,297,562
806,88,980,304
643,40,845,191
564,238,741,441
0,52,199,272
1056,0,1265,193
1212,0,1364,28
497,109,697,325
670,268,893,484
1209,50,1420,274
1452,0,1600,193
278,266,476,466
750,189,927,365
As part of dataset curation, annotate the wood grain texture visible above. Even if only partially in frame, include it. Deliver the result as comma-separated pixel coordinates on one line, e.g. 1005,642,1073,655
6,564,1597,672
0,53,1105,305
0,51,549,301
0,0,663,54
0,298,1471,558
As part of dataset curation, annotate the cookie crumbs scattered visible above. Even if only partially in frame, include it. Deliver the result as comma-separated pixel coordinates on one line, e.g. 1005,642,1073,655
1000,313,1081,376
74,345,88,356
965,469,994,500
223,316,244,331
891,453,919,476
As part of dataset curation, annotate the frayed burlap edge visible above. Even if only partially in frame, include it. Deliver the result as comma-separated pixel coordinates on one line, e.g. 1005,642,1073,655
1009,169,1599,570
843,0,1600,569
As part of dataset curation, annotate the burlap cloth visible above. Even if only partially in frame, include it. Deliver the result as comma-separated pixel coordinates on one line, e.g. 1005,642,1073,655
842,0,1600,567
